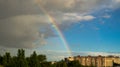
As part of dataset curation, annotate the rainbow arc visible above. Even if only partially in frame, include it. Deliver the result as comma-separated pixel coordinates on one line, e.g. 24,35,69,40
36,0,72,56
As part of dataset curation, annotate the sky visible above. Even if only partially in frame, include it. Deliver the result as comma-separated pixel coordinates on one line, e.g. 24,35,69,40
0,0,120,61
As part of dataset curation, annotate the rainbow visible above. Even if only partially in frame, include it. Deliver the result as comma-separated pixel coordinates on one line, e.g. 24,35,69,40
36,0,72,56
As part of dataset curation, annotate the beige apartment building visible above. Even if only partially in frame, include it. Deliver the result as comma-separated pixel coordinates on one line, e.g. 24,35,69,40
65,55,120,67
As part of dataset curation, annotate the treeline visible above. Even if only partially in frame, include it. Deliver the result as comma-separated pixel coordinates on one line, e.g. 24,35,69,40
0,49,46,67
0,49,86,67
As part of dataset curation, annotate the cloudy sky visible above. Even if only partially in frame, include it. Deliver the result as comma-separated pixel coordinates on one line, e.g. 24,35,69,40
0,0,120,61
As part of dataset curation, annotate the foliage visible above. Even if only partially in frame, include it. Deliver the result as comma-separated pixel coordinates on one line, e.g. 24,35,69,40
67,60,83,67
29,51,40,67
0,49,47,67
3,52,11,67
0,65,3,67
16,49,28,67
0,55,3,65
37,55,46,62
0,49,94,67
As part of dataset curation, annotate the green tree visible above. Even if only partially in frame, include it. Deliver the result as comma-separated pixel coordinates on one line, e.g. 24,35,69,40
16,49,28,67
29,51,39,67
62,62,68,67
37,55,46,62
0,55,3,65
9,56,18,67
68,60,83,67
3,52,11,67
56,62,61,67
55,61,68,67
0,65,4,67
40,62,53,67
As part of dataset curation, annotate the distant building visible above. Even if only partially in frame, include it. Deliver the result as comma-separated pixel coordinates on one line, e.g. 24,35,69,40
51,61,56,64
65,55,120,67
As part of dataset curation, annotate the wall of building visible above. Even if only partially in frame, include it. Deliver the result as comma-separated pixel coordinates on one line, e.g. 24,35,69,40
66,55,120,67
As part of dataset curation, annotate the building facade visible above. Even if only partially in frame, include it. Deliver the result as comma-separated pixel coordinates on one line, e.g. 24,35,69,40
65,55,120,67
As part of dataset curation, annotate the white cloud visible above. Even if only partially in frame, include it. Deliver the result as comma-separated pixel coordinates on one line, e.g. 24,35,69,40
86,52,120,56
0,0,115,24
63,13,95,22
111,0,120,9
64,13,78,17
35,0,113,14
114,0,120,3
102,14,111,18
82,15,96,20
43,51,120,61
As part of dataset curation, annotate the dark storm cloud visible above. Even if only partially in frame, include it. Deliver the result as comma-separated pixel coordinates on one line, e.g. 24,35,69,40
0,0,42,19
0,0,116,48
0,15,56,48
0,0,57,48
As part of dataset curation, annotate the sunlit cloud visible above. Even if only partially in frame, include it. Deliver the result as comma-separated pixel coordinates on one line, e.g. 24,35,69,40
63,13,95,22
114,0,120,3
102,14,111,18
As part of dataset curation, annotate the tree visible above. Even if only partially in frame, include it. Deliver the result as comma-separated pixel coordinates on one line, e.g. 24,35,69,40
55,61,68,67
37,54,46,62
16,49,28,67
3,52,11,67
9,56,18,67
29,51,40,67
40,62,53,67
0,55,3,65
67,60,83,67
62,62,68,67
